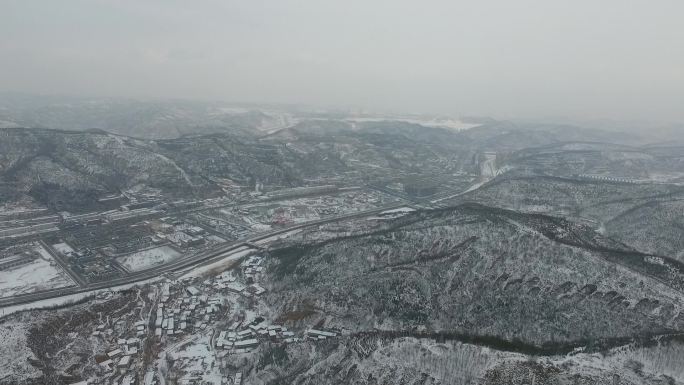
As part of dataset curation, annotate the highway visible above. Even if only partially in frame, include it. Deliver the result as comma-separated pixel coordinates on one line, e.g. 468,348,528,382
0,154,500,310
0,202,406,309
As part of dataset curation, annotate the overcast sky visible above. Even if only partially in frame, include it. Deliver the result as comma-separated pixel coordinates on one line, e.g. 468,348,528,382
2,0,683,122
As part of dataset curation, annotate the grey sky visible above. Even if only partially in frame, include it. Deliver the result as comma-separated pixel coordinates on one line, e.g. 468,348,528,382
2,0,683,121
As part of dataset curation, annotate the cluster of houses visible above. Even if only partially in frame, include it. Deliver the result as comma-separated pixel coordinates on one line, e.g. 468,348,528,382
101,335,142,371
216,320,300,353
155,283,223,337
243,255,264,282
212,257,265,297
91,318,146,375
150,255,270,344
306,329,338,340
80,295,159,385
74,247,346,385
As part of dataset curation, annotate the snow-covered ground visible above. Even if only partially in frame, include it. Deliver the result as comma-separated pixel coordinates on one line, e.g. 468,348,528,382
346,117,481,131
250,222,272,231
431,153,509,204
52,242,75,255
366,207,417,220
181,246,253,279
117,245,182,272
0,245,75,298
168,334,223,385
0,318,42,383
380,207,416,215
0,277,160,318
480,152,498,178
254,229,302,246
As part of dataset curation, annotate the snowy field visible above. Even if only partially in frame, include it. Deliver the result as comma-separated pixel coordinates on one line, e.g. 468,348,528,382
181,246,253,279
117,245,182,272
166,334,224,384
0,245,75,298
380,207,416,215
0,317,42,383
52,242,75,255
254,229,302,246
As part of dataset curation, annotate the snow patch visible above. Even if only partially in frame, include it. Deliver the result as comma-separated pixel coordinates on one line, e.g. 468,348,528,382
380,207,416,215
180,246,254,279
0,245,75,298
117,246,182,272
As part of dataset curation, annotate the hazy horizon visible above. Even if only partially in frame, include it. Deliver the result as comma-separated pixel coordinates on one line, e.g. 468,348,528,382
3,0,684,123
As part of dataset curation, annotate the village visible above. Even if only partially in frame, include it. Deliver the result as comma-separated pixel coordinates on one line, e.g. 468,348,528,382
78,251,338,385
